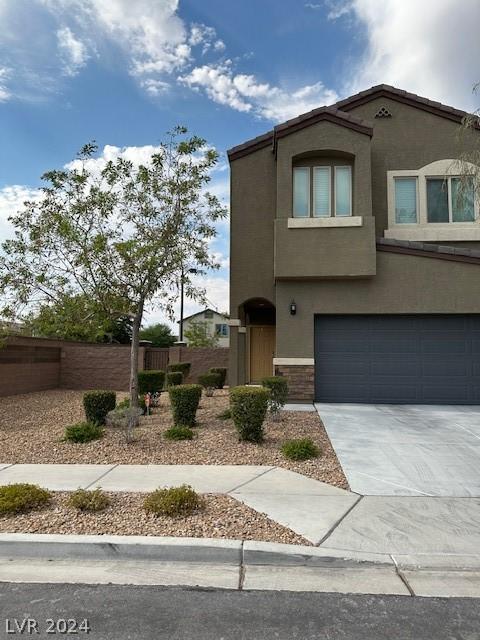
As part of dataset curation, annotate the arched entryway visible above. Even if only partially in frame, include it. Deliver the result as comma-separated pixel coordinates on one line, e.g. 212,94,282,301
239,298,276,383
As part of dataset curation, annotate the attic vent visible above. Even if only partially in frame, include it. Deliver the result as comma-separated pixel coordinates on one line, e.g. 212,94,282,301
375,106,392,118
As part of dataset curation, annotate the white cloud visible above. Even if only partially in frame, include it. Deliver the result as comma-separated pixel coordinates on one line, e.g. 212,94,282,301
179,61,338,121
0,185,41,242
140,78,170,97
0,67,11,101
56,26,89,76
339,0,480,111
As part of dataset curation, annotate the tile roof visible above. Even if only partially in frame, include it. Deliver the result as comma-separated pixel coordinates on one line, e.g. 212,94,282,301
376,237,480,264
227,84,477,162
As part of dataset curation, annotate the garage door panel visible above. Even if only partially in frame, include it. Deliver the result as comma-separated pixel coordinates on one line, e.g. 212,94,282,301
370,358,419,376
315,315,480,404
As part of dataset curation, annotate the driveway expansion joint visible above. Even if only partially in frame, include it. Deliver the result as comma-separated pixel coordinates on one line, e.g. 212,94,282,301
84,464,119,490
316,494,363,547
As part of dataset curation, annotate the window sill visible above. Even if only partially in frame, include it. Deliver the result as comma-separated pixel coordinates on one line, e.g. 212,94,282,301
288,216,363,229
385,225,480,241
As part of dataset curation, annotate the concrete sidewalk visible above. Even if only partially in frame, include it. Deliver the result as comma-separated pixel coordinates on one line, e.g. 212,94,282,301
0,463,480,585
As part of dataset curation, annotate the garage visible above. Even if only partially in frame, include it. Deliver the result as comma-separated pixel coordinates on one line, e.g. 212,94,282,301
314,314,480,404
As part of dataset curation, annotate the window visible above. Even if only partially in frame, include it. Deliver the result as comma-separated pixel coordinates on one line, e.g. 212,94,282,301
313,167,331,217
215,323,228,337
335,166,352,216
387,160,479,241
293,165,352,218
204,310,213,319
293,167,310,217
394,177,417,223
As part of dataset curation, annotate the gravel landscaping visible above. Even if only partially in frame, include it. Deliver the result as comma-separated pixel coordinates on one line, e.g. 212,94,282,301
0,492,309,545
0,389,348,488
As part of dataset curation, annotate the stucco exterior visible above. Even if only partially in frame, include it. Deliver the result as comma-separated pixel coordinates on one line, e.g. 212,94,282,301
228,85,480,399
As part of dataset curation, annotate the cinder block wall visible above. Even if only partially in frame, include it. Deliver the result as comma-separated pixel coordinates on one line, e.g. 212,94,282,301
60,343,145,391
0,336,145,396
169,346,229,385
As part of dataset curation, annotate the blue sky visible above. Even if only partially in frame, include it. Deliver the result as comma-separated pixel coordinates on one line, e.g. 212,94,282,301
0,0,479,327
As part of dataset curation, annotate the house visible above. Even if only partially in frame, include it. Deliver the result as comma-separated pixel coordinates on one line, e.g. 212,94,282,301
180,308,229,347
227,84,480,404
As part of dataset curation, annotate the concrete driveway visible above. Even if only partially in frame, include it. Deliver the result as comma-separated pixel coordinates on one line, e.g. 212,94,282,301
316,404,480,497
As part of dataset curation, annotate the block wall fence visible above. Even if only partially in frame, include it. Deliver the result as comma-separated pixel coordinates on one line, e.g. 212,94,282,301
0,336,229,397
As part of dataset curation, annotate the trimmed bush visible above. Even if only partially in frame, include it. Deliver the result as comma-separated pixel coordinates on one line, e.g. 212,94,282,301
144,484,203,517
164,425,195,441
83,390,116,425
117,396,146,411
167,362,191,379
281,438,320,461
261,376,288,419
64,421,104,443
106,407,143,429
209,367,227,389
229,386,269,443
217,408,231,420
0,483,51,515
166,371,183,387
198,372,222,397
68,488,110,512
169,384,202,427
138,370,165,395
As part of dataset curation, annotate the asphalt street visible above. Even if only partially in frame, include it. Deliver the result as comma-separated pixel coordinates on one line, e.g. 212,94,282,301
0,583,479,640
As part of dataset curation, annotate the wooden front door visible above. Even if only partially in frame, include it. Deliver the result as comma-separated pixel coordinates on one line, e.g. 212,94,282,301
249,325,275,383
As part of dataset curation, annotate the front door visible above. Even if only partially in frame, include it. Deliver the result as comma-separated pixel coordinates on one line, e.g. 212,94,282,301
249,325,275,383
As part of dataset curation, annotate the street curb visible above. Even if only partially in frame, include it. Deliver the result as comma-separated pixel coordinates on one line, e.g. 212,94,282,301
0,534,242,564
0,534,391,569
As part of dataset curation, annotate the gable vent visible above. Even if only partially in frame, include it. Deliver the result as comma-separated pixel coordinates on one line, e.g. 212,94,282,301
375,106,392,118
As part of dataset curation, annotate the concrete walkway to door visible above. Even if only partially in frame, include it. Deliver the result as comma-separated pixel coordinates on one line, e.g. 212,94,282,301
316,403,480,497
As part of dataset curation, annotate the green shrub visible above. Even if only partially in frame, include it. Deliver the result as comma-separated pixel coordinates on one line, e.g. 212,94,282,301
138,370,165,394
166,371,183,387
198,372,222,396
83,390,116,425
144,484,203,517
169,384,202,427
68,488,110,512
164,425,195,441
117,396,146,411
209,367,227,389
64,421,104,443
217,408,231,420
167,362,191,379
0,483,51,515
261,376,288,419
281,438,320,461
229,386,269,443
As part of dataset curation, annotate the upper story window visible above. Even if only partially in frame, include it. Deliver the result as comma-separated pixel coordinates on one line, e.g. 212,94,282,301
386,160,480,241
215,323,228,337
293,166,352,218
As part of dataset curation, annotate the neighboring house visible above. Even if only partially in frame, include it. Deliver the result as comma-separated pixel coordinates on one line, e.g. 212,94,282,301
228,84,480,404
181,309,230,347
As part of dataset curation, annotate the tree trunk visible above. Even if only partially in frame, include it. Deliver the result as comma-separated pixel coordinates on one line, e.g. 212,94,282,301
127,302,144,442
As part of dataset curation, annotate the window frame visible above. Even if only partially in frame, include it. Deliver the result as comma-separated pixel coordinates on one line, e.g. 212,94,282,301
312,166,332,217
393,176,419,225
292,164,353,219
386,160,480,241
215,323,228,337
426,175,475,224
334,165,353,217
293,166,311,218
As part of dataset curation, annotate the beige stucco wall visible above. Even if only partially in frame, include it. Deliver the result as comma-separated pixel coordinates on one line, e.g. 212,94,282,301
275,251,480,358
229,145,276,316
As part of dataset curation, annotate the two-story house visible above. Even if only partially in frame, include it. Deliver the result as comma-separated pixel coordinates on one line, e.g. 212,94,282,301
181,308,229,347
228,85,480,404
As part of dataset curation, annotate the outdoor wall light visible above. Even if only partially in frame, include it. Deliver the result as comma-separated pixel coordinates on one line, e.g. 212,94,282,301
290,300,297,316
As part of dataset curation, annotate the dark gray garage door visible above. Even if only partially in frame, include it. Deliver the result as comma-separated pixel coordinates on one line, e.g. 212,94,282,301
314,315,480,404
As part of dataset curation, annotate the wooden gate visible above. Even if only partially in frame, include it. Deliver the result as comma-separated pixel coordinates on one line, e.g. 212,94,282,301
144,348,169,371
